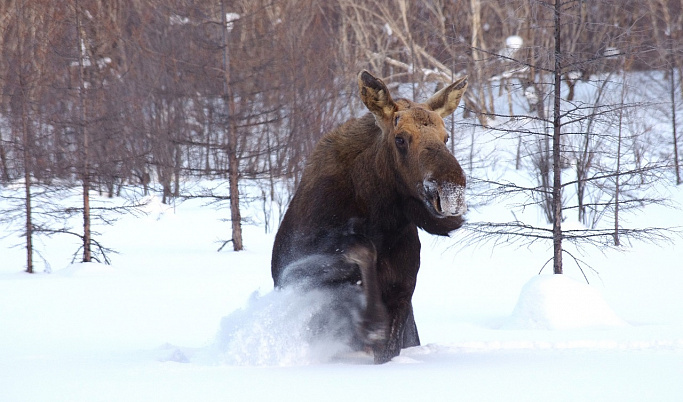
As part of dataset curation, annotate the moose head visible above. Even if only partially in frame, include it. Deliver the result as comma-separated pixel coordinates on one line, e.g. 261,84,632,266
358,70,468,231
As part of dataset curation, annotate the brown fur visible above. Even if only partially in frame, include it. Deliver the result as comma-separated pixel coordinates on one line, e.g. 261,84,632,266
272,71,468,363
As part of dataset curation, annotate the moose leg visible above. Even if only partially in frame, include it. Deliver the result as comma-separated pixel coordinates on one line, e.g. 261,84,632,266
373,227,421,364
278,232,388,348
343,241,388,345
402,303,420,347
373,295,415,363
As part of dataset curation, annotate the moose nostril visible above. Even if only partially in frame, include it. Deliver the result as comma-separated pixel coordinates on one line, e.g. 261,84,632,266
423,178,438,194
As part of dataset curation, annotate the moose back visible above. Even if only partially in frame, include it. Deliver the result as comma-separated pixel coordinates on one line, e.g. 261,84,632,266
271,70,468,363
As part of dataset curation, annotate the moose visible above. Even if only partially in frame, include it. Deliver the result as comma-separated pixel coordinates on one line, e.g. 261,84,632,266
271,70,468,364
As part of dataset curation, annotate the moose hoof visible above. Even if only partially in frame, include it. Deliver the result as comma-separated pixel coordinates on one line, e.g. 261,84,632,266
372,347,398,364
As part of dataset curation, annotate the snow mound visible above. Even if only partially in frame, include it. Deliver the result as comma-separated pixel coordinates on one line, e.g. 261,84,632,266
203,287,362,366
504,275,628,330
55,262,115,277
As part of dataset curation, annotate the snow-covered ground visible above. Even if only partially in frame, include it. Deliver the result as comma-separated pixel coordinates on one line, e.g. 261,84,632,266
1,178,682,401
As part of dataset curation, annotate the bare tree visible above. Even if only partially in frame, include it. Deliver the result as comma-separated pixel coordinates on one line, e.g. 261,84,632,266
0,0,58,272
461,0,677,276
73,0,94,262
219,0,243,251
1,0,681,268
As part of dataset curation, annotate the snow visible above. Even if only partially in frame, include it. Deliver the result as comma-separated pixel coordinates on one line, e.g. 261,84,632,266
505,35,524,50
504,275,628,330
1,186,682,401
497,35,524,59
225,13,240,32
567,70,582,81
206,287,358,366
170,14,190,25
604,47,622,57
524,86,538,103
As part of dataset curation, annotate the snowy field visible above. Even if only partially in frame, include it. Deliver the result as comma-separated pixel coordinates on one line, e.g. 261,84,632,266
1,179,682,402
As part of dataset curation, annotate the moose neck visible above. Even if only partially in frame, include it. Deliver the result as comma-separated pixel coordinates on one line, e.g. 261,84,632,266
350,117,414,234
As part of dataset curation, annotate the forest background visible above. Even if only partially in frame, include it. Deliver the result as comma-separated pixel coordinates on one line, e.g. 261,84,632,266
1,0,682,273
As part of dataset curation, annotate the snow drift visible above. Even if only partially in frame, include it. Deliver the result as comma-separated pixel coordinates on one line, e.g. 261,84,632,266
205,286,366,366
504,275,628,330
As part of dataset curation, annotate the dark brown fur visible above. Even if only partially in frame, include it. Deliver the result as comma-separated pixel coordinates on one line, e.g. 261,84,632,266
271,71,468,363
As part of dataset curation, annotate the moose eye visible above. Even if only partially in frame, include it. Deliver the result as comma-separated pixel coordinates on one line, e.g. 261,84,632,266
395,136,406,147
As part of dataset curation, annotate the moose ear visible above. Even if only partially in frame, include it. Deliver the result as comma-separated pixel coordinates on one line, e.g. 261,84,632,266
358,70,397,120
425,76,468,118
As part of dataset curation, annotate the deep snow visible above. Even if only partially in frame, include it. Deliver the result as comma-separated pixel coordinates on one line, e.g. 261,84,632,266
1,180,683,401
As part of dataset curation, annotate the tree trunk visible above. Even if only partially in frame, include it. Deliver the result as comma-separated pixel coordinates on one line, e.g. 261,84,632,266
205,105,213,175
552,0,563,274
174,143,181,197
23,166,33,273
0,126,10,182
76,0,91,262
21,84,33,274
615,75,625,246
221,0,243,251
16,0,33,273
470,0,488,126
669,48,681,185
